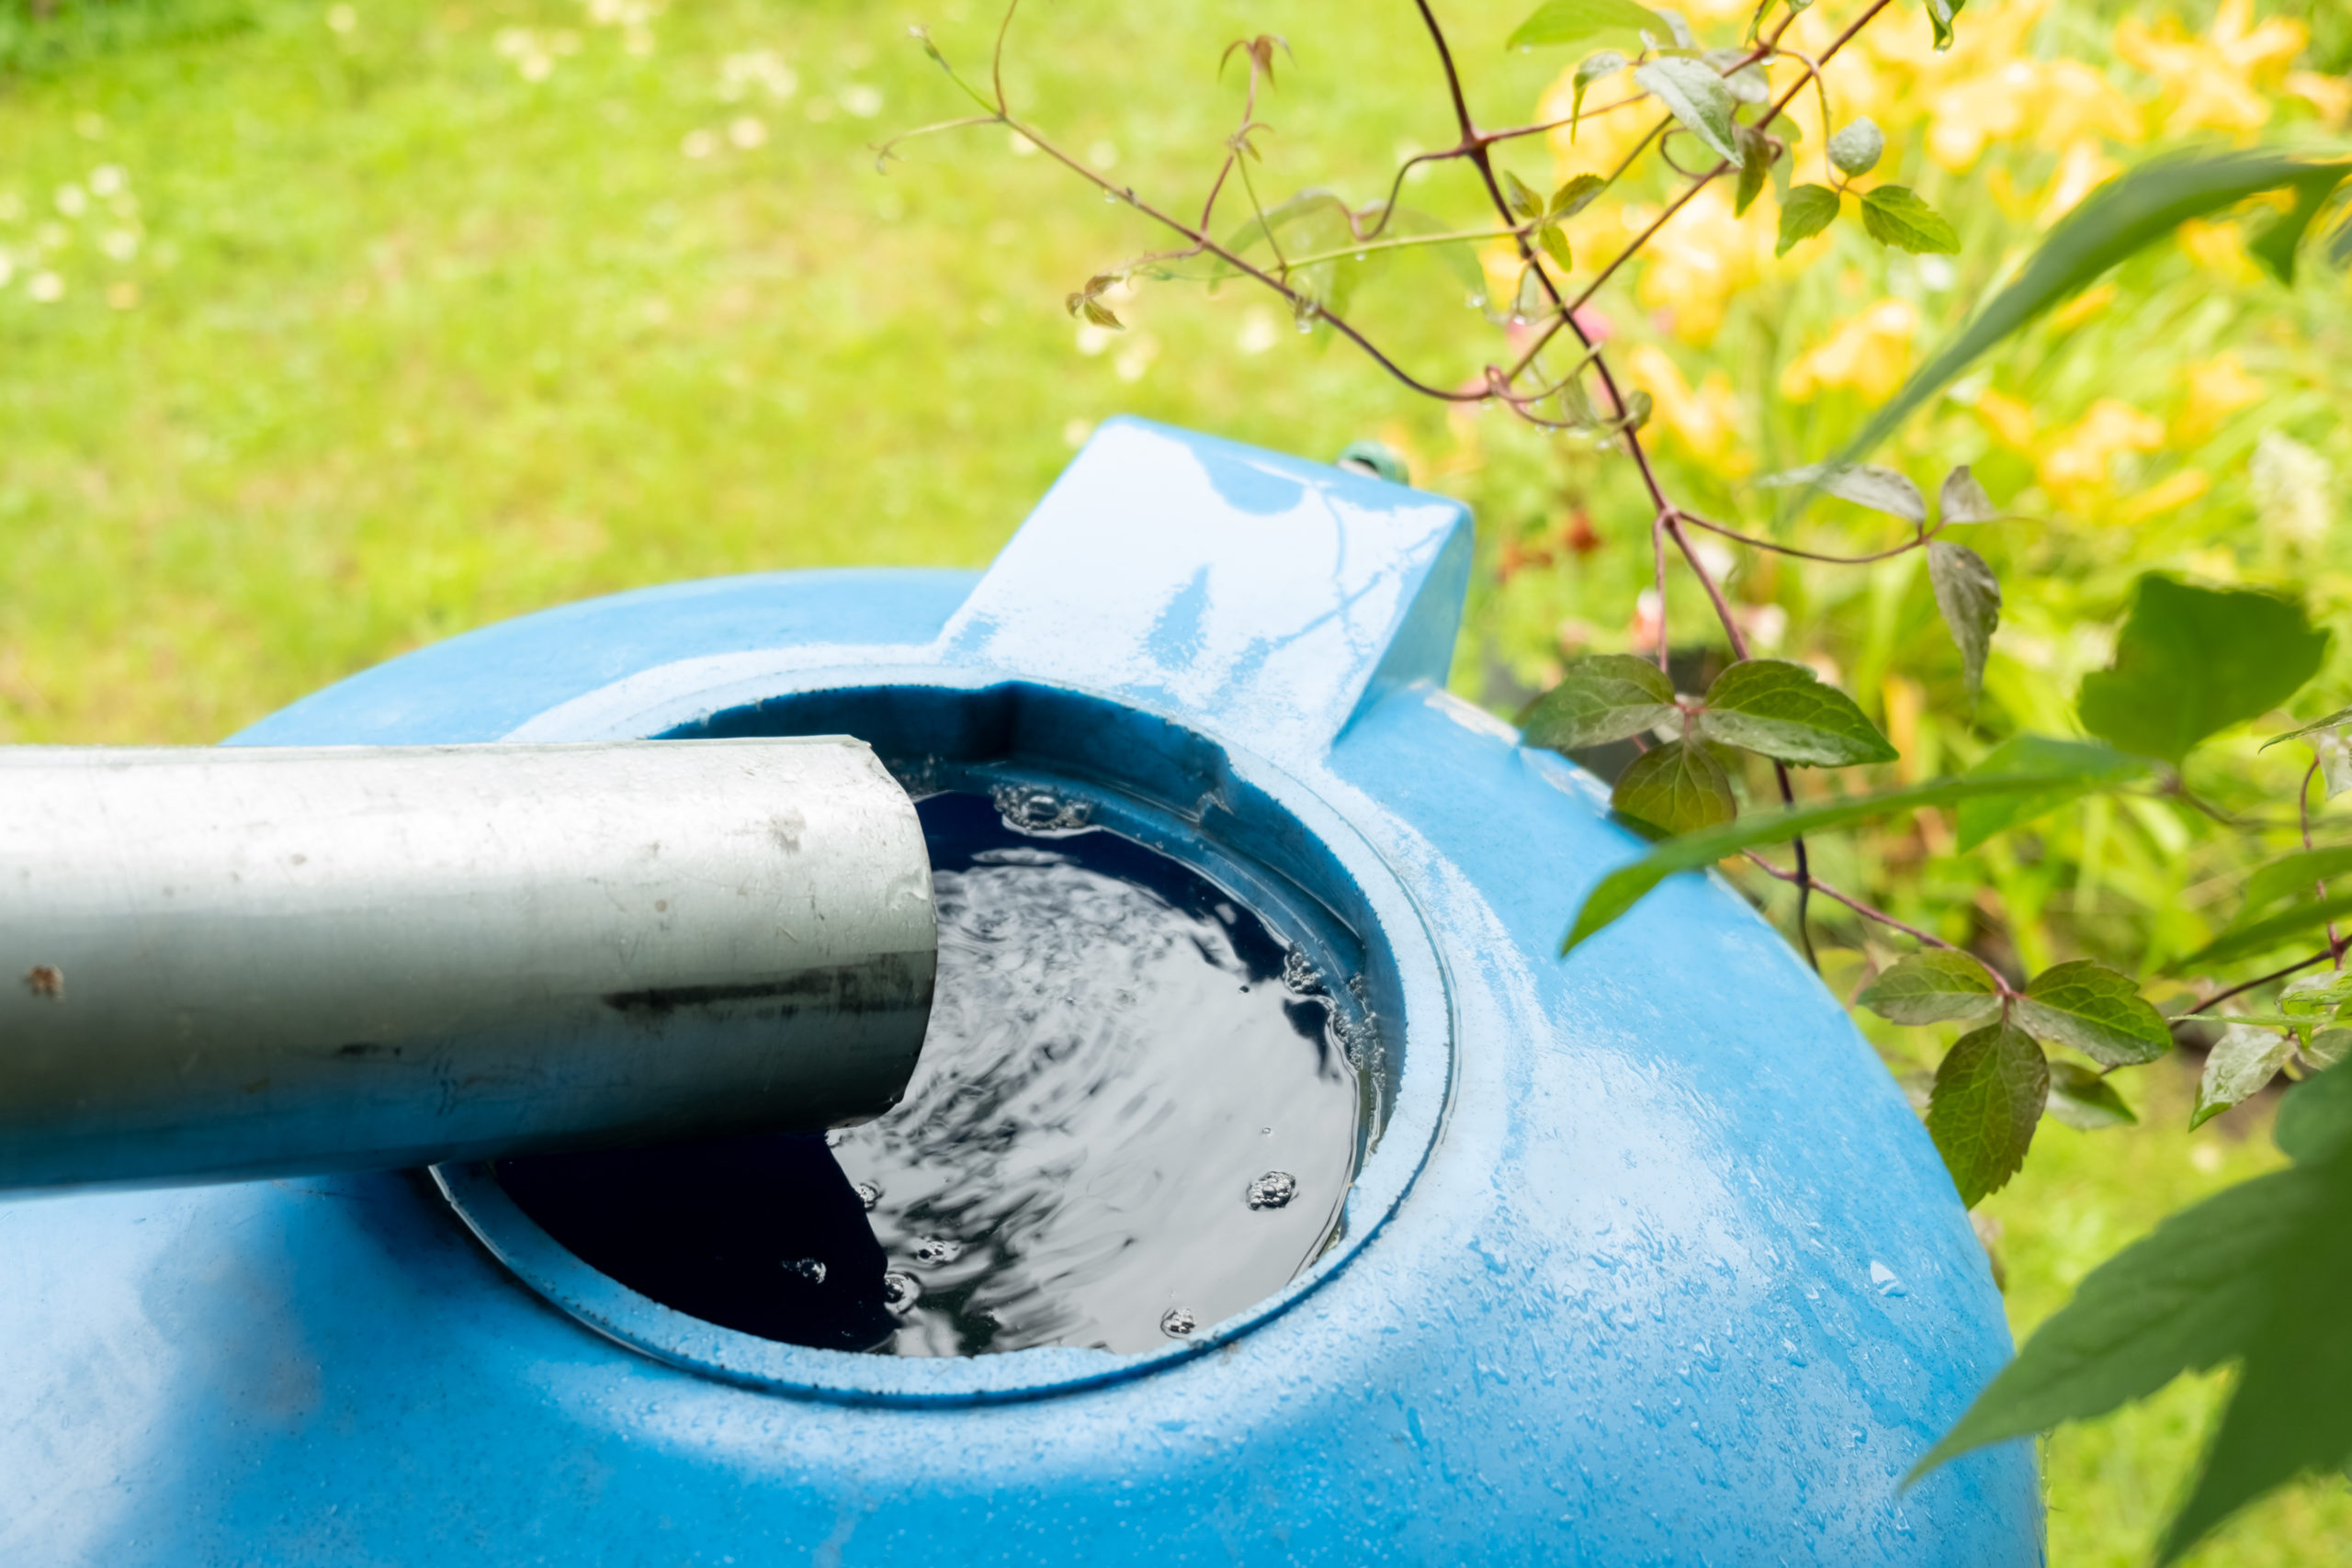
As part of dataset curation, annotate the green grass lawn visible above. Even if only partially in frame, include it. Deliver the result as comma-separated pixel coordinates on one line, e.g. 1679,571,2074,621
4,1,2349,1559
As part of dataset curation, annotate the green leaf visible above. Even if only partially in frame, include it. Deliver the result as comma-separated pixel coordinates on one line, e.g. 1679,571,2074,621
2077,576,2330,764
2011,959,2172,1066
1549,171,1608,218
1539,222,1575,273
1927,1022,2048,1207
1908,1158,2341,1529
2249,168,2349,286
1501,169,1545,221
2239,848,2352,927
1923,0,1965,50
2275,1065,2352,1162
1561,771,2092,953
1520,653,1679,750
1775,183,1840,256
1633,57,1741,167
1856,950,2002,1025
1507,0,1671,51
2046,1061,2137,1131
1939,464,1996,525
1927,540,2000,700
1567,51,1629,141
2192,1023,2295,1128
1699,658,1900,767
2306,1029,2352,1070
2280,971,2352,1018
1955,735,2149,852
1611,739,1737,836
1701,46,1769,106
1826,117,1884,178
2260,703,2352,752
1756,462,1925,523
1859,185,1961,254
1833,149,2352,473
1733,125,1770,218
2178,892,2352,971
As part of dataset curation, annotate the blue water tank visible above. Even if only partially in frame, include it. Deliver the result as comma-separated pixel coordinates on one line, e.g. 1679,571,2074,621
0,419,2039,1563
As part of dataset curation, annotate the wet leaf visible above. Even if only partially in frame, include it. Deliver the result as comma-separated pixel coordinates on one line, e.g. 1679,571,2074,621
1775,183,1840,256
1939,464,1996,524
2192,1024,2296,1129
1702,47,1769,105
1611,739,1737,836
1561,770,2096,953
1549,172,1608,218
1507,0,1670,51
1928,540,2000,699
1860,186,1961,254
1539,222,1575,273
1568,51,1629,141
2077,576,2329,764
1757,462,1925,524
1733,125,1771,217
1923,0,1964,50
2307,1030,2352,1070
2012,960,2172,1066
1700,659,1899,767
2047,1061,2137,1131
1836,150,2352,472
1519,653,1679,750
1827,117,1884,178
1501,169,1545,221
1856,950,2002,1025
1955,735,2149,852
1911,1154,2352,1568
1928,1022,2048,1207
1633,57,1741,167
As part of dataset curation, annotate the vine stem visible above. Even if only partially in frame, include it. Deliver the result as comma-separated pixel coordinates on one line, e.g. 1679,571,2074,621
2301,759,2343,971
2179,949,2338,1021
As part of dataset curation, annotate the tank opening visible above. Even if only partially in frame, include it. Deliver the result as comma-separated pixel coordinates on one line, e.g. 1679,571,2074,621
494,790,1367,1357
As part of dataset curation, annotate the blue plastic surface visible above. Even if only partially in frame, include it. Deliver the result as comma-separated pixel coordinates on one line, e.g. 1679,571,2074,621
0,417,2041,1563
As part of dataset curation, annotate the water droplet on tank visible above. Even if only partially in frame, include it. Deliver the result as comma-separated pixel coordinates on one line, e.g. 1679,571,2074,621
1869,1260,1906,1297
913,1236,964,1265
854,1181,881,1211
1282,947,1323,995
1160,1306,1196,1337
883,1271,922,1311
1247,1170,1297,1210
783,1258,827,1284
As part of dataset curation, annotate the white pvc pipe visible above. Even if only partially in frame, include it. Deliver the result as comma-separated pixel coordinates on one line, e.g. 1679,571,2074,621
0,739,936,1192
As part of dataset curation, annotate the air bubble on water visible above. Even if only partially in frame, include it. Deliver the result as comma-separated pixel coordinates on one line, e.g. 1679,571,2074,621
1247,1170,1297,1210
883,1271,922,1311
854,1181,881,1211
1160,1306,1196,1337
990,782,1091,834
1869,1261,1906,1298
913,1236,964,1265
1282,947,1323,996
784,1258,828,1284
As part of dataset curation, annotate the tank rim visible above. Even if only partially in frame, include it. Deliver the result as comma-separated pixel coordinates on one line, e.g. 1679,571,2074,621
435,663,1456,1406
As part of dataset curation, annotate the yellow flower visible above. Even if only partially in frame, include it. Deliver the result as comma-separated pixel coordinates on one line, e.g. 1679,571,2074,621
1973,389,2037,450
2041,139,2122,222
2115,468,2212,523
1628,185,1778,344
1624,343,1751,473
2176,218,2261,285
2038,400,2166,512
2175,352,2267,442
2115,0,2308,138
2286,71,2352,123
1780,299,1919,402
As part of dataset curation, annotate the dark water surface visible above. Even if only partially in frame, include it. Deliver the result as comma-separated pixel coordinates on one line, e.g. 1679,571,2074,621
497,791,1364,1356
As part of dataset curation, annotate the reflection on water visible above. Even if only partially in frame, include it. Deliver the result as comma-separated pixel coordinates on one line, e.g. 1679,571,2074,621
497,790,1363,1357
